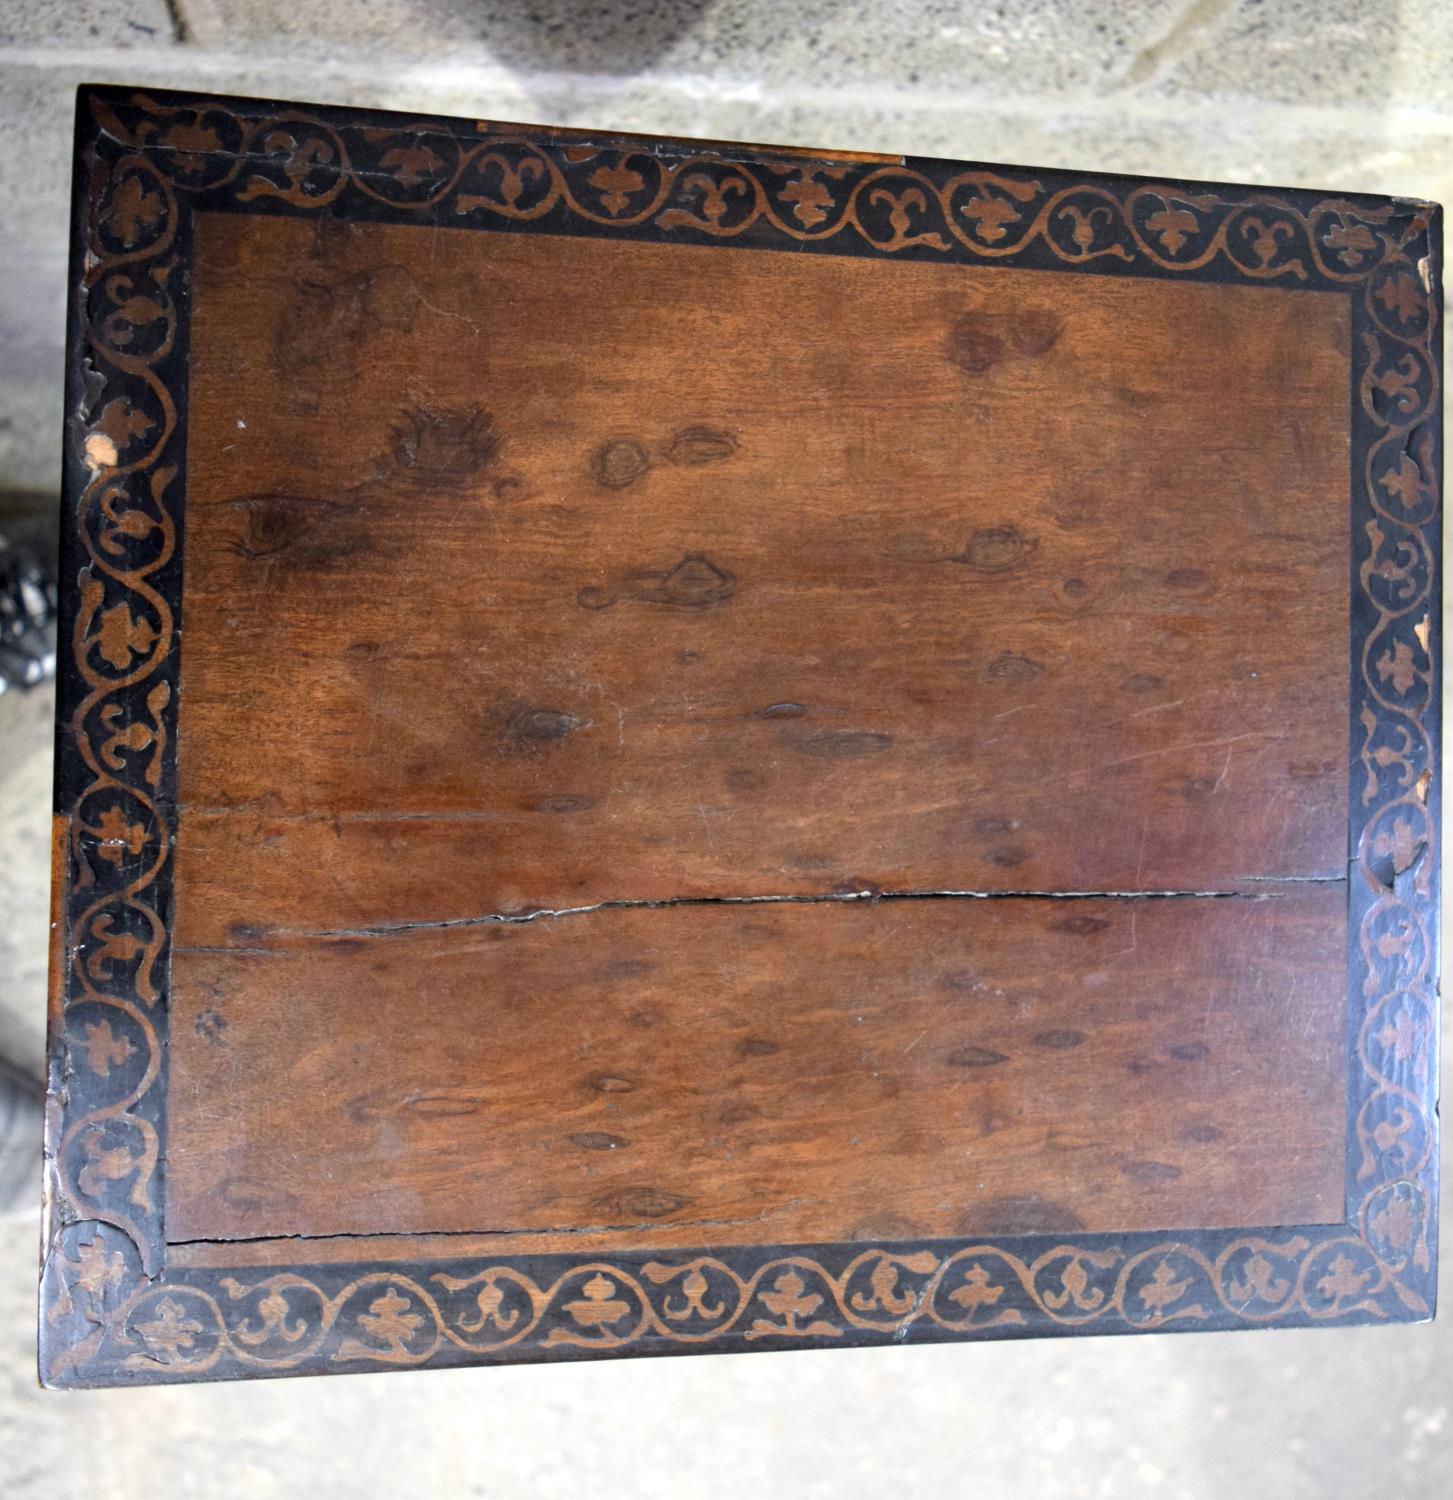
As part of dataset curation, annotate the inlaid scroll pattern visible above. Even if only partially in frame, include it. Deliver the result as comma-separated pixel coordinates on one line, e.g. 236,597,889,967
84,91,1424,285
49,110,185,1282
1351,220,1441,1289
42,90,1439,1384
41,1230,1426,1382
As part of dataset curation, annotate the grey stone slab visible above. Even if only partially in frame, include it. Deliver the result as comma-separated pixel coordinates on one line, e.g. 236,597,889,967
0,357,62,497
0,682,54,1080
1143,0,1453,109
0,0,178,50
121,0,1453,112
0,247,67,495
0,70,79,248
177,0,1185,97
526,86,1452,199
0,70,88,494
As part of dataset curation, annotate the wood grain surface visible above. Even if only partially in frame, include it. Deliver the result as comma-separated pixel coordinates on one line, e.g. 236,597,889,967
47,88,1443,1389
167,891,1346,1250
167,211,1353,1255
174,214,1350,937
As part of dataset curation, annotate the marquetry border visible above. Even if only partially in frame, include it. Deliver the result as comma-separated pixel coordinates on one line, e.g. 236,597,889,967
40,86,1441,1385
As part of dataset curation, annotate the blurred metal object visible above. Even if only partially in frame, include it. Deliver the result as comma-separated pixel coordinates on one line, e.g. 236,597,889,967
0,505,58,694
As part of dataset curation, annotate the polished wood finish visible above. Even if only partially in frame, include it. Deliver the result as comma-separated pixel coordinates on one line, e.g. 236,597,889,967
175,214,1351,936
42,87,1441,1387
168,893,1347,1248
168,211,1354,1254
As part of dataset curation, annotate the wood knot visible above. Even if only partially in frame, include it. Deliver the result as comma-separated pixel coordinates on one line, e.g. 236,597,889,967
578,552,737,611
385,405,499,488
948,526,1037,573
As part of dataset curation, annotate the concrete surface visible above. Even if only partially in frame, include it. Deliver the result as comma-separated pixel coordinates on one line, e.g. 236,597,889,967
0,1,1449,1493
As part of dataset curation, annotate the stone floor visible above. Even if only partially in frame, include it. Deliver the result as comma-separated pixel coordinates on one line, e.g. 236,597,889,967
2,0,1451,1491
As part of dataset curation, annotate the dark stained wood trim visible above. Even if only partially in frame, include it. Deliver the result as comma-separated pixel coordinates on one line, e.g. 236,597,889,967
40,85,1441,1386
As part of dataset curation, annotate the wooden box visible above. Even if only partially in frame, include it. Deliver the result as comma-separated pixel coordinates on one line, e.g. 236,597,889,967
41,86,1442,1386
